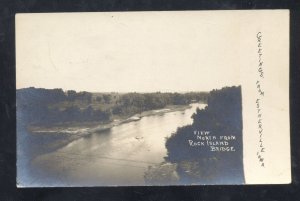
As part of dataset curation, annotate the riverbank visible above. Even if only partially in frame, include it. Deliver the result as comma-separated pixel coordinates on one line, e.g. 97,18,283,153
29,104,192,136
18,103,207,186
24,104,193,157
28,105,191,135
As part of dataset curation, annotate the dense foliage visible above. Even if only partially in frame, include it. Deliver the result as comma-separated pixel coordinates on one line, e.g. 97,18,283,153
17,87,208,125
165,86,244,184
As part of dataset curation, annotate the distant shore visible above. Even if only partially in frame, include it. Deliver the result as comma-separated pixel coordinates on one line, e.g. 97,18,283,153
29,104,192,136
25,104,193,154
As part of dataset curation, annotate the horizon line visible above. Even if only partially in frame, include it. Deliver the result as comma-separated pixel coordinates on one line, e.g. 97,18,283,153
16,85,241,93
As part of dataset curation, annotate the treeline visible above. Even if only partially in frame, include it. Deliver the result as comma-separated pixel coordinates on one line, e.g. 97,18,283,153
165,86,244,184
17,87,208,125
16,88,109,125
112,92,208,116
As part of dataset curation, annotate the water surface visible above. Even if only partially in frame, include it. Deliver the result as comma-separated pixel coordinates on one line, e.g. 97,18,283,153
18,103,206,186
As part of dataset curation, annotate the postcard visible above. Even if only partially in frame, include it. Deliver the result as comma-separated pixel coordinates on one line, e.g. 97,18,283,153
16,10,290,187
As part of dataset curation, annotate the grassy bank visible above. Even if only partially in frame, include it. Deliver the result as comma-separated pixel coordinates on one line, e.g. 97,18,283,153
25,104,193,155
29,104,192,135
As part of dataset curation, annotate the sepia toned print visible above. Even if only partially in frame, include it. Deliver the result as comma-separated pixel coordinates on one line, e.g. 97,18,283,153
16,10,290,187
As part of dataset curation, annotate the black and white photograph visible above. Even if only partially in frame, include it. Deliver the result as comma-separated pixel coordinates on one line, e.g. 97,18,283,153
16,11,290,187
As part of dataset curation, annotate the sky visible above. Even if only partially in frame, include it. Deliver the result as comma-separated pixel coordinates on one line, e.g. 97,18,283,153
16,11,241,92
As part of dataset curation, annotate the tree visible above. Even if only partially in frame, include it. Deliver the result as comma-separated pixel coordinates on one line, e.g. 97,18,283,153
103,94,112,104
67,90,77,101
96,96,102,102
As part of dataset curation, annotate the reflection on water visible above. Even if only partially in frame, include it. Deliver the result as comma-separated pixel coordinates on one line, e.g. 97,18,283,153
17,103,206,186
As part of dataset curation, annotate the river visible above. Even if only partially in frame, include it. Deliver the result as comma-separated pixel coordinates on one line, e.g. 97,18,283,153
17,103,206,187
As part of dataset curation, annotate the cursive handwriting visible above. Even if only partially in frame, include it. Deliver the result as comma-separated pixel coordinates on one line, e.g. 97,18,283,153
256,32,265,167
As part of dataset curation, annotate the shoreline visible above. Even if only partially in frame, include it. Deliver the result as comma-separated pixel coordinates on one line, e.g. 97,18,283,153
29,104,193,136
25,104,195,155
